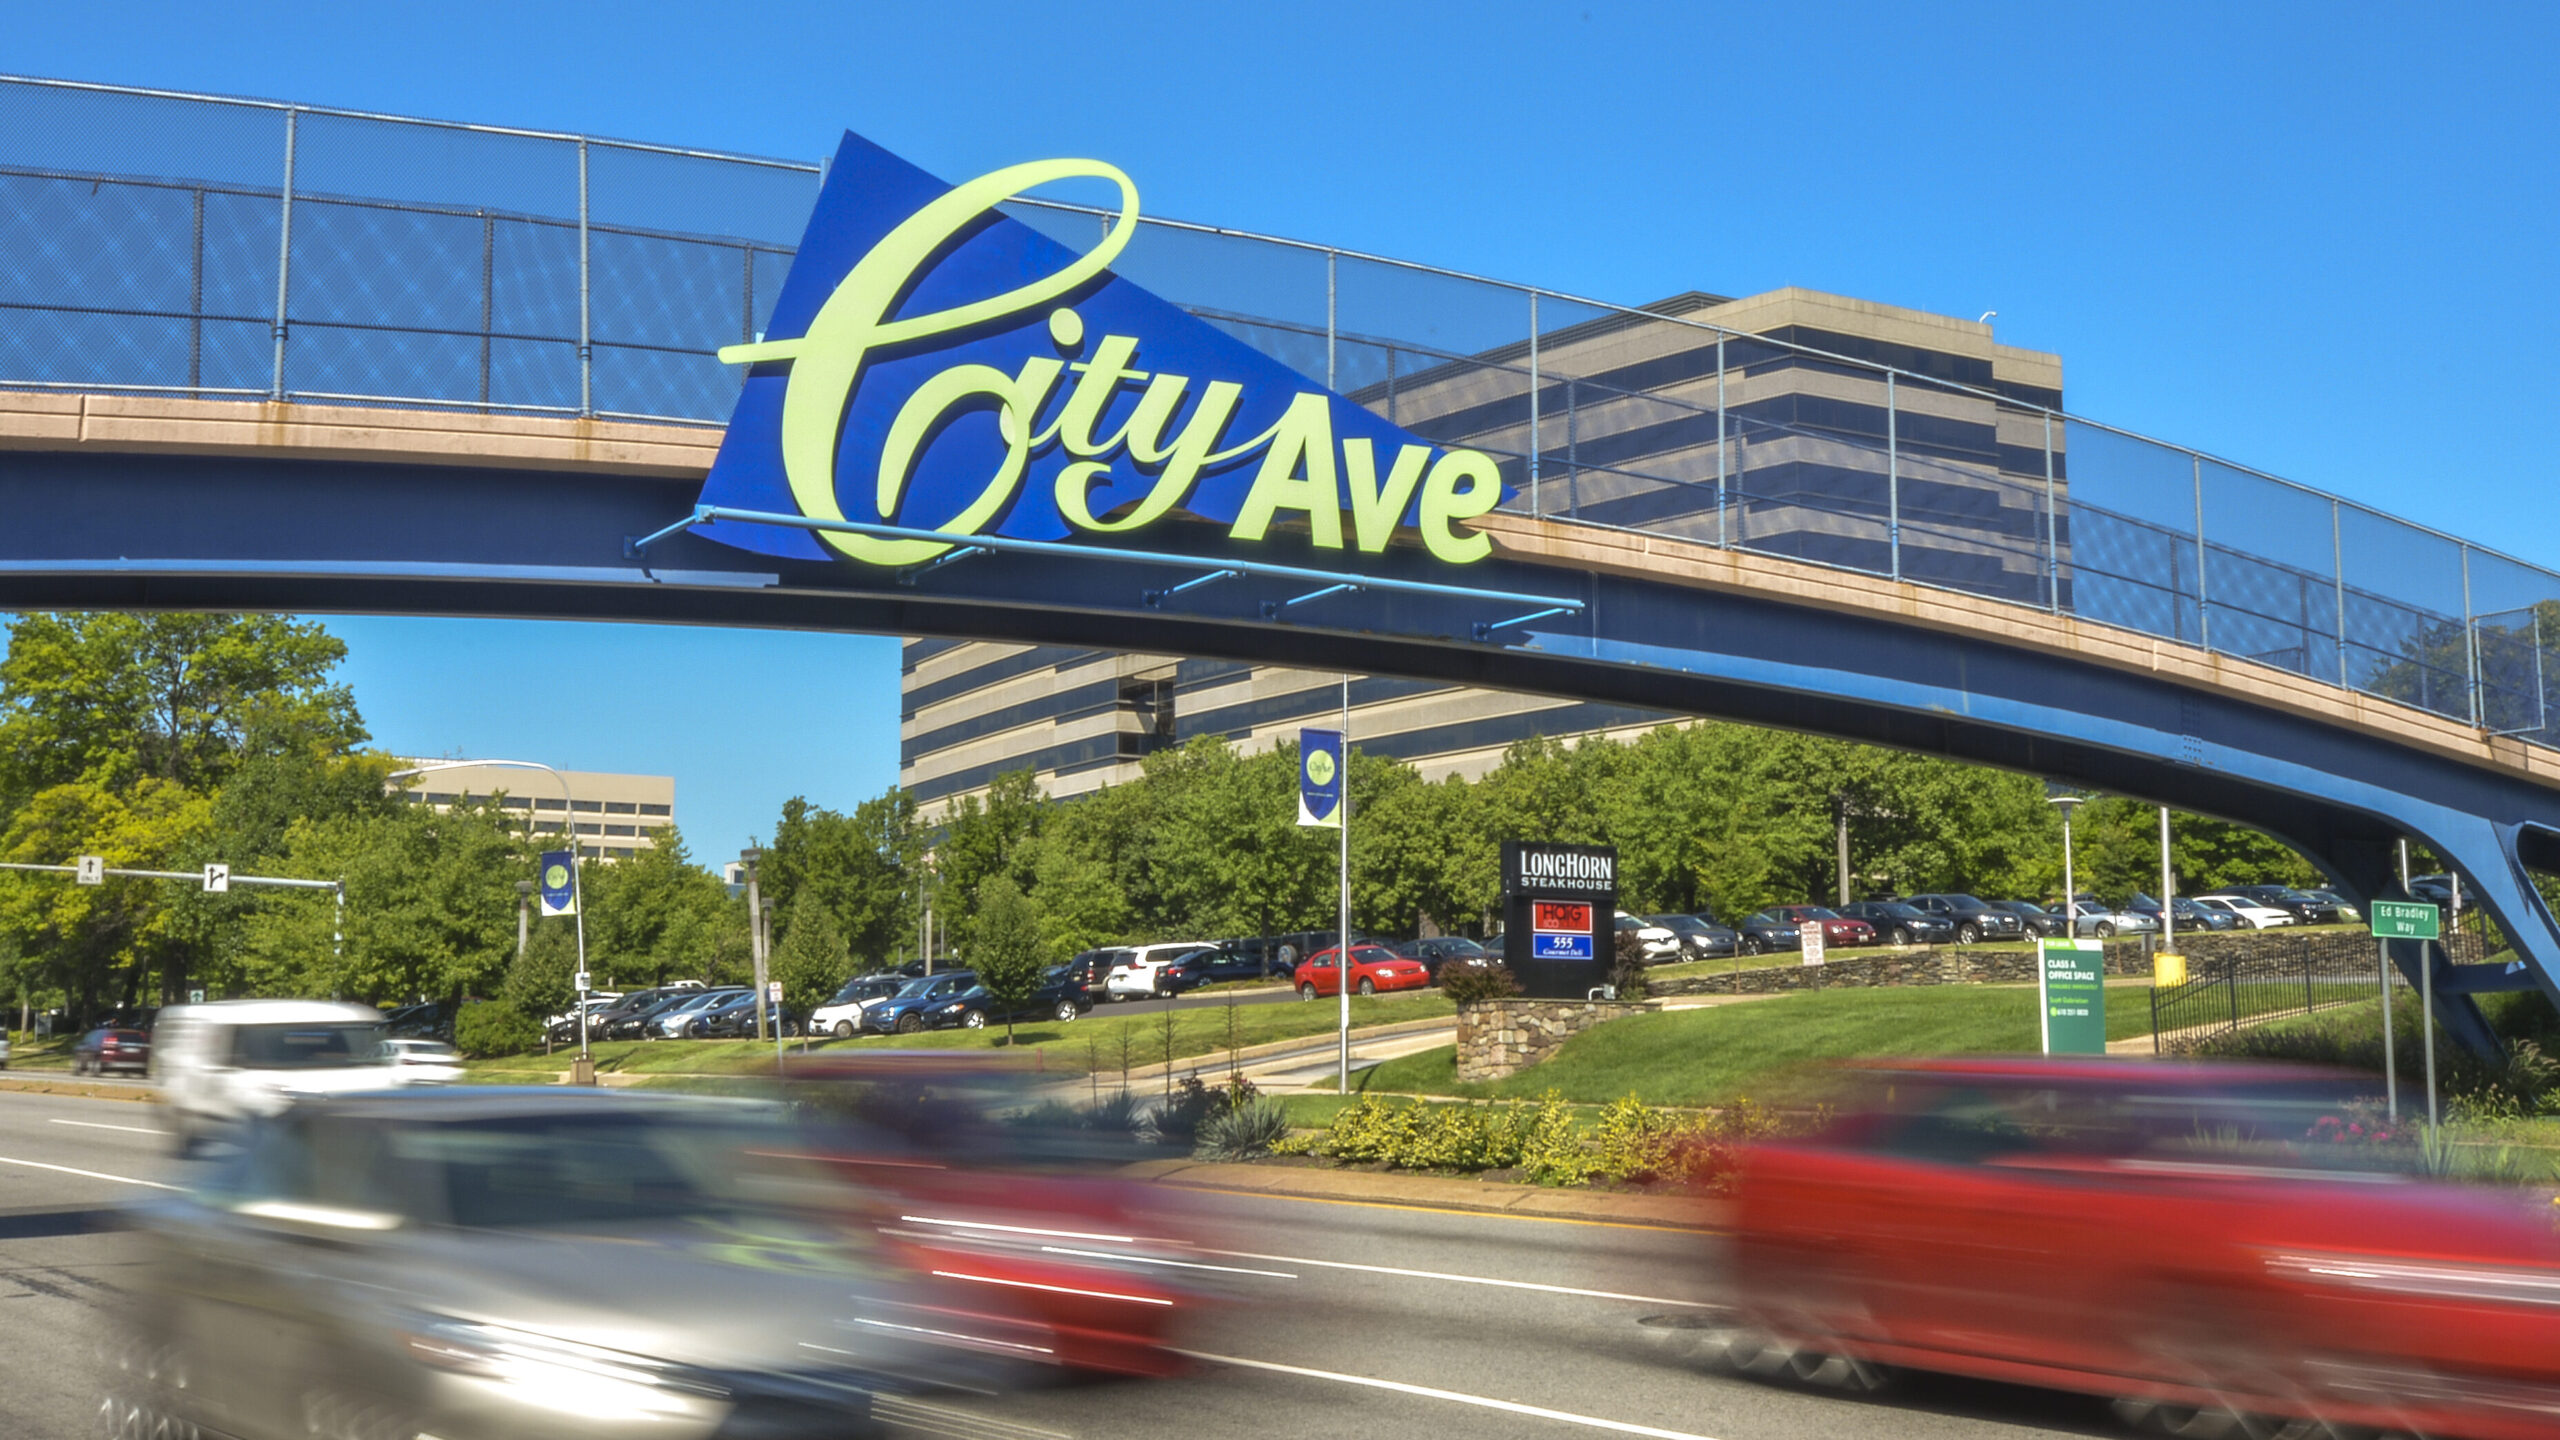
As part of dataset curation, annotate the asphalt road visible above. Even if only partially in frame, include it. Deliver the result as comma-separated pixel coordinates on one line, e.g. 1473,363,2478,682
0,1091,2118,1440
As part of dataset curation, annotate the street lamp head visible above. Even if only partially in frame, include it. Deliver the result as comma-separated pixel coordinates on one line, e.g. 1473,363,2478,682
2047,794,2086,815
739,847,762,866
515,880,533,896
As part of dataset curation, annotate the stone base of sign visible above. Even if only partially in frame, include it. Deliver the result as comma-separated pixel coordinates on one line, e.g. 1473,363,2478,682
1455,998,1654,1084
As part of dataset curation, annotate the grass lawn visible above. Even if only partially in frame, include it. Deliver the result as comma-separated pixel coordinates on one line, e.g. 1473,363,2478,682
466,990,1455,1079
1352,984,2159,1108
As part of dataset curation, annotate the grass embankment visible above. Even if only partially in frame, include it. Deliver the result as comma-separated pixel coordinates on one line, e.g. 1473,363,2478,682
467,990,1455,1081
1348,984,2157,1108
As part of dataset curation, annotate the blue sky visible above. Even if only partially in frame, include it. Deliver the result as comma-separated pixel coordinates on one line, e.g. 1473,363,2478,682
7,2,2557,855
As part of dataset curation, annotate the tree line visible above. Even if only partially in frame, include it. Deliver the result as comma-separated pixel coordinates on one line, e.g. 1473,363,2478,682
0,612,2330,1026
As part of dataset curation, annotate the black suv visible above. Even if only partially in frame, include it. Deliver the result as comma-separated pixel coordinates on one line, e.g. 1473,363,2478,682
2232,884,2333,925
1897,894,2024,944
1391,936,1493,978
1835,901,1956,947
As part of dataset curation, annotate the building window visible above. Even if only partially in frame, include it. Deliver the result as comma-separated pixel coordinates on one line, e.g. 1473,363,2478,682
572,800,603,813
605,801,637,815
639,803,671,816
604,825,635,837
424,792,457,805
574,823,600,836
499,796,530,810
579,845,602,858
1118,677,1176,758
533,821,563,834
535,798,567,812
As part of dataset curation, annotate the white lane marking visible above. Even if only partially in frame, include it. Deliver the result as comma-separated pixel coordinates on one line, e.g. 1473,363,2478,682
48,1119,167,1136
1201,1248,1706,1307
1037,1245,1296,1279
1178,1350,1725,1440
0,1154,178,1190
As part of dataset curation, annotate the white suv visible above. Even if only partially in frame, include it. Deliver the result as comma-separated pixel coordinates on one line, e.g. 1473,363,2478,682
1103,942,1214,1001
151,1000,409,1152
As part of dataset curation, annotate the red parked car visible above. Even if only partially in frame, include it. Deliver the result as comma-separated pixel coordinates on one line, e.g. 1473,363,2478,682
1296,944,1431,998
71,1026,149,1076
1768,905,1877,948
1721,1057,2560,1440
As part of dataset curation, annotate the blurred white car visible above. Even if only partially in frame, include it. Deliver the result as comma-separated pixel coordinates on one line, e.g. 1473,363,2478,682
1104,941,1213,1000
1614,911,1680,962
2192,893,2298,929
807,973,908,1038
383,1037,463,1084
151,999,410,1152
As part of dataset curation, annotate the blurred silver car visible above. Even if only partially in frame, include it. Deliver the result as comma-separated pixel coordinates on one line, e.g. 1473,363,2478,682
107,1089,1043,1439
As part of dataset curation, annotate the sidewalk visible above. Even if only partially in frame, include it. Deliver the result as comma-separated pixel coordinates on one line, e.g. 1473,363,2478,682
1131,1156,1729,1230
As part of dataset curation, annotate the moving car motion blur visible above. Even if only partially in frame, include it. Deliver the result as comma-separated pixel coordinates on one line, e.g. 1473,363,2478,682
109,1089,1047,1440
1722,1059,2560,1440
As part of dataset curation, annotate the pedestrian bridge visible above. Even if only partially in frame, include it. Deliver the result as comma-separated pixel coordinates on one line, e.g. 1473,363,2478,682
2,75,2557,1051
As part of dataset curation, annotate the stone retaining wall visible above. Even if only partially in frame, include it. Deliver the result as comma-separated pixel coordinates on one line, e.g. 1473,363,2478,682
1455,998,1653,1084
1650,944,2148,996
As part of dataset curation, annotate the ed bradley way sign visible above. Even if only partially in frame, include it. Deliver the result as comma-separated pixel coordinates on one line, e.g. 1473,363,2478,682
692,133,1508,568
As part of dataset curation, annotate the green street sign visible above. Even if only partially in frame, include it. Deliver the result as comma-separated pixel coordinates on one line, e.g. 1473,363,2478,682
2370,899,2441,941
2039,939,2107,1055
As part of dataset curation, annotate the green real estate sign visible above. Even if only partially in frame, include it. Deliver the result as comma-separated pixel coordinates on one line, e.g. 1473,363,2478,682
2039,939,2107,1055
2369,899,2441,941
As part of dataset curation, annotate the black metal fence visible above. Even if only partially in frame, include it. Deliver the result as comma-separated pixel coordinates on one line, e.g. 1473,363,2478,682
2150,943,2387,1054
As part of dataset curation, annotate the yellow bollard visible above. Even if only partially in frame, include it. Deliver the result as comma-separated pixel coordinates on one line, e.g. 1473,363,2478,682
2153,952,2187,987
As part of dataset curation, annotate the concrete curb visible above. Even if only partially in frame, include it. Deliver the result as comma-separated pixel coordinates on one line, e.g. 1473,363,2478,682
0,1073,157,1102
1133,1157,1728,1230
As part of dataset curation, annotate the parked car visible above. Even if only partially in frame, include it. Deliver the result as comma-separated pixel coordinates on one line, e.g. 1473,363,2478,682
652,986,752,1038
2231,883,2335,925
542,992,622,1044
864,971,985,1034
1648,914,1740,960
1768,905,1879,950
1835,901,1954,948
111,1089,1017,1440
1897,894,2024,944
2299,888,2362,924
2120,893,2239,933
1103,943,1216,1001
692,989,801,1040
1614,911,1682,963
1391,935,1495,977
2192,893,2298,929
2058,897,2157,937
1296,944,1432,998
72,1025,150,1076
1060,948,1132,991
1734,911,1805,956
1202,941,1291,983
808,973,908,1038
2410,872,2458,908
382,1036,462,1084
940,966,1097,1028
1724,1057,2560,1440
150,999,407,1152
586,986,694,1040
1989,899,2069,938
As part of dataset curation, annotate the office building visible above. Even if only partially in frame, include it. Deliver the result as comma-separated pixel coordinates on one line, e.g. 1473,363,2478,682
393,762,676,860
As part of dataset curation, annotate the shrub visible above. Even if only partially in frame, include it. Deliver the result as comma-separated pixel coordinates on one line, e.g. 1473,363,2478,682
1439,960,1521,1005
1275,1089,1827,1190
452,1001,539,1059
1151,1073,1262,1146
1610,931,1652,1001
1194,1097,1292,1160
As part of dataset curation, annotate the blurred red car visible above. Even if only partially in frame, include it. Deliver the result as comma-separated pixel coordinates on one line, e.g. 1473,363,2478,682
71,1026,149,1076
1723,1057,2560,1440
1296,944,1431,998
783,1053,1216,1377
1768,905,1877,948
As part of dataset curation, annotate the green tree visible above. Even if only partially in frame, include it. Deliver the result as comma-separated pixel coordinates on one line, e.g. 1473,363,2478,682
239,800,524,1005
967,875,1047,1045
763,792,923,970
939,768,1046,910
768,889,849,1032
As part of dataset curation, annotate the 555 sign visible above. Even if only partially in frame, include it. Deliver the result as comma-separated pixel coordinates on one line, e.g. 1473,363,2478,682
692,135,1507,571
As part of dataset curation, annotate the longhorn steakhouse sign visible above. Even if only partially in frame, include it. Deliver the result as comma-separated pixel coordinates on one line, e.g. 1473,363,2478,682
691,132,1509,569
1501,841,1617,999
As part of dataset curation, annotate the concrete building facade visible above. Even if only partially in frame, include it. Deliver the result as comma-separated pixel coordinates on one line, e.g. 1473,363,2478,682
393,762,676,860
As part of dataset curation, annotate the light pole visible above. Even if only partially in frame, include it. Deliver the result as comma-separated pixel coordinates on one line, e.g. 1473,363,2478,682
2048,793,2086,938
741,848,771,1049
388,759,591,1079
2157,805,2176,952
514,879,533,962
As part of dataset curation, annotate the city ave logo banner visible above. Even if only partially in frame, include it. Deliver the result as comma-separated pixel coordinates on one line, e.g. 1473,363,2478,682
691,131,1507,567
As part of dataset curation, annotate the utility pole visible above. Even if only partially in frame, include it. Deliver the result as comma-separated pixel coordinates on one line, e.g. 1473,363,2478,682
1834,794,1852,907
741,848,770,1049
2158,806,2175,951
514,879,532,962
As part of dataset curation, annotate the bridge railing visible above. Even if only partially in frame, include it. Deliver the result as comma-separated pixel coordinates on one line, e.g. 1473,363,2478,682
3,74,2559,756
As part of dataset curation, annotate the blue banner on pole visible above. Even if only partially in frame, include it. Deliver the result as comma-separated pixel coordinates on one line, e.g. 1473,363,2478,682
538,849,578,917
1298,728,1343,828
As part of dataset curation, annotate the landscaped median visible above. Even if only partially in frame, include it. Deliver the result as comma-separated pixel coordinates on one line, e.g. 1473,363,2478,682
463,990,1456,1085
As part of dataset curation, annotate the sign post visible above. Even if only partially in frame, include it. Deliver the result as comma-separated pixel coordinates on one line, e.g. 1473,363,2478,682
1801,919,1827,968
1299,718,1348,1091
2038,938,2106,1055
2370,899,2439,1127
